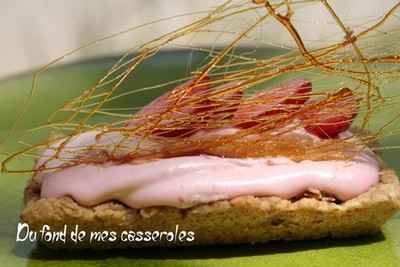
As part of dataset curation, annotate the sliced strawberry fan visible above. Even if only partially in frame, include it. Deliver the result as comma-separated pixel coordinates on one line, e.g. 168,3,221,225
127,76,358,139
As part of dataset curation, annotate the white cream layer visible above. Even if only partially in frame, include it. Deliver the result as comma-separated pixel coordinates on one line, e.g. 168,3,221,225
40,152,380,208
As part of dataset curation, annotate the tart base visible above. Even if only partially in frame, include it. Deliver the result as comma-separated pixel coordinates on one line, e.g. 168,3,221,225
21,169,400,249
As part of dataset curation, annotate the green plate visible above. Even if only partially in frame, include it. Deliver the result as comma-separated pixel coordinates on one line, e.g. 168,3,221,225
0,51,399,267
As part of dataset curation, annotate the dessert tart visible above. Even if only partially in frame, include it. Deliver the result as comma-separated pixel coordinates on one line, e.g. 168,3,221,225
20,77,400,249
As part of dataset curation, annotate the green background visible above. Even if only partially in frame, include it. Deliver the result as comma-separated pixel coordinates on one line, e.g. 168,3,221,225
0,51,399,267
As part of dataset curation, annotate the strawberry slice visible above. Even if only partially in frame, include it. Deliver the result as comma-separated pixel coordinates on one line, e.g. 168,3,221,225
233,78,312,128
302,88,358,138
156,80,244,137
127,76,244,137
126,75,211,127
202,80,244,117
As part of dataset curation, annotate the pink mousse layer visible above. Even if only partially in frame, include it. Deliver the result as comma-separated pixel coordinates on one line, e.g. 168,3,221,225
40,152,380,208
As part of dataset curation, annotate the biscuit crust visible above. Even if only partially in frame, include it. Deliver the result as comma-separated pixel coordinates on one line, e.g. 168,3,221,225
21,169,400,249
